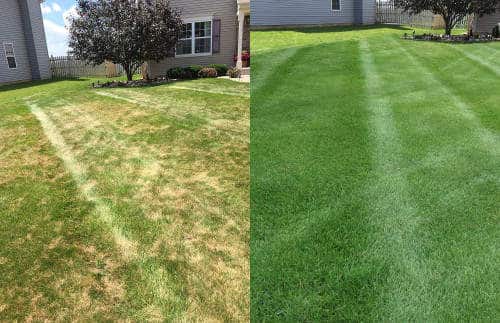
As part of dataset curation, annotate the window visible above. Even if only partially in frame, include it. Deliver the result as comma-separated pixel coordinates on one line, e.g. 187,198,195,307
4,43,17,69
176,19,212,56
332,0,340,11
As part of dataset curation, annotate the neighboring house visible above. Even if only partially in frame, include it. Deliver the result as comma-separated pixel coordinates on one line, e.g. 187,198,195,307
148,0,250,78
251,0,376,27
472,6,500,34
0,0,51,84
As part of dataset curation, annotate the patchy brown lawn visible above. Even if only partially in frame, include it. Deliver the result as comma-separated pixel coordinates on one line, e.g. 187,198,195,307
0,78,249,321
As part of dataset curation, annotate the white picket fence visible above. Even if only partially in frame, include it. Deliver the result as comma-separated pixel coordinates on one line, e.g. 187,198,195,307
49,56,126,79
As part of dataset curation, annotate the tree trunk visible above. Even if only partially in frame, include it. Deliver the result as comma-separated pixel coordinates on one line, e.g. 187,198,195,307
445,25,452,36
123,63,133,82
443,15,453,36
126,70,133,82
441,14,452,36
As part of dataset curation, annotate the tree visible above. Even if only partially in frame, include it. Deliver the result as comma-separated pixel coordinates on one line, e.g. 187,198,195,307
68,0,183,81
395,0,499,35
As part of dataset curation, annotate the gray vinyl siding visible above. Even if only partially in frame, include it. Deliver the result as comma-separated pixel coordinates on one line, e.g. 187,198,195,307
0,0,33,83
362,0,376,24
473,7,500,34
25,0,51,79
148,0,238,78
0,0,50,84
251,0,376,27
251,0,354,26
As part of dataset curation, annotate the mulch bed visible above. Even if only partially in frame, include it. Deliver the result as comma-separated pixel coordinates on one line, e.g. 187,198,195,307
402,32,500,43
92,77,170,88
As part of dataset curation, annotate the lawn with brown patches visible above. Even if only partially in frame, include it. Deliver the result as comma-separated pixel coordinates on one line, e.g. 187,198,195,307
0,77,249,321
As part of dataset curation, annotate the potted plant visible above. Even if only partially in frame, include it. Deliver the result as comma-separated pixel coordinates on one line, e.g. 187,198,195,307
241,51,250,67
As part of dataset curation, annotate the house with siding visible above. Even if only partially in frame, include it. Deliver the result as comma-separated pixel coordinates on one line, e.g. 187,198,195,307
251,0,376,27
0,0,51,84
148,0,250,78
472,6,500,34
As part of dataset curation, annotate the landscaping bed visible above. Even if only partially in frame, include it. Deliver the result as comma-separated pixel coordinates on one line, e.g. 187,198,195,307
93,64,242,88
403,31,500,42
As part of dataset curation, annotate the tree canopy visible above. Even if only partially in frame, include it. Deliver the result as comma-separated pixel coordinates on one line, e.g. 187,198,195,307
395,0,499,35
68,0,183,81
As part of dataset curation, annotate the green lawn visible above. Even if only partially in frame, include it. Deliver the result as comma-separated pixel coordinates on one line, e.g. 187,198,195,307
251,25,499,321
0,78,249,321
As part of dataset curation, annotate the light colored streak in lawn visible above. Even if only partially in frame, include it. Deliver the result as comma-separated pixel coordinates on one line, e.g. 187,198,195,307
360,39,432,320
393,39,500,157
168,85,250,98
451,45,500,77
252,46,300,93
30,102,186,319
29,103,138,259
96,86,248,100
94,91,142,105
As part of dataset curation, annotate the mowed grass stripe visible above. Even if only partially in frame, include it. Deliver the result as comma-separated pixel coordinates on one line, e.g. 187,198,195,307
393,38,500,155
29,103,188,320
359,39,433,320
252,46,300,93
168,85,250,98
252,41,378,321
450,45,500,77
46,92,248,321
371,37,500,319
252,26,499,321
396,38,500,133
2,77,248,321
29,103,138,259
46,102,169,241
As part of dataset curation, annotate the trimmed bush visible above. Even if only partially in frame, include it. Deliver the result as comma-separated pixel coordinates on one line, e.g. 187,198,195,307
188,65,203,77
198,67,218,78
208,64,228,76
179,67,193,79
167,64,229,80
227,68,241,78
166,67,183,79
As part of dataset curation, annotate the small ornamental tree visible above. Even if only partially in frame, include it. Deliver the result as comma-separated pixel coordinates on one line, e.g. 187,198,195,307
395,0,499,35
68,0,183,81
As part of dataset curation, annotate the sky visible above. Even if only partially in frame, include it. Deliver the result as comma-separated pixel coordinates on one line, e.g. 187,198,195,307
41,0,77,56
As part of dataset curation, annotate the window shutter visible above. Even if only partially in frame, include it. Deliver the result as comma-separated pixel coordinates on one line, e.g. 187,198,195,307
212,19,221,54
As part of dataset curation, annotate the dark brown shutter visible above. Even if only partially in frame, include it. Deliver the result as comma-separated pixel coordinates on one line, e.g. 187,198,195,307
212,19,221,54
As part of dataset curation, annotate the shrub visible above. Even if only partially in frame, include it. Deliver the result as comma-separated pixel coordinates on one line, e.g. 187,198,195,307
166,67,183,79
188,65,203,77
493,25,499,38
208,64,228,76
227,68,241,78
178,67,193,79
198,67,218,78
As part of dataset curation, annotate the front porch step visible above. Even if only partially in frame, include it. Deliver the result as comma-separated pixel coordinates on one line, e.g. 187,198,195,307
240,67,250,76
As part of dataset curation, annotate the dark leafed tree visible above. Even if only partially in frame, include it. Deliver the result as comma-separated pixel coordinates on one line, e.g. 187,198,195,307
395,0,499,35
68,0,183,81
